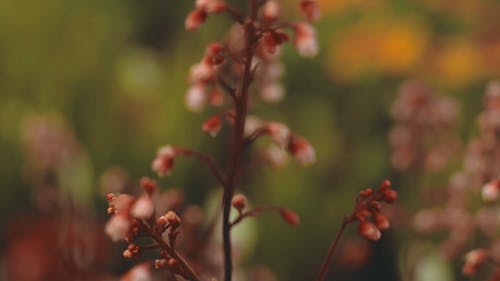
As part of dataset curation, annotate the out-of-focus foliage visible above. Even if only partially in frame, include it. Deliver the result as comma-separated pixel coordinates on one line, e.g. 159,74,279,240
0,0,498,280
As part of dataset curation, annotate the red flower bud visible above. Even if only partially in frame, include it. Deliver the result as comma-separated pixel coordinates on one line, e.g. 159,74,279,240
280,209,300,226
358,221,381,241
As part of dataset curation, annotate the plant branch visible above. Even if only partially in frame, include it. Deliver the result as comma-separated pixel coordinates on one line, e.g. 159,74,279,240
315,215,353,281
222,1,259,281
176,148,226,187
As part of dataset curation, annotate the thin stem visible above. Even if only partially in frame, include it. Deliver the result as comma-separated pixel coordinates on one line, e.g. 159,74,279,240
222,1,259,281
230,205,282,227
150,232,201,281
176,148,226,187
315,216,352,281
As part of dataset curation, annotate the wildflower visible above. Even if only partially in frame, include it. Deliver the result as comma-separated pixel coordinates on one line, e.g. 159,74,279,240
232,194,247,211
105,214,131,242
185,84,207,112
294,22,319,58
151,145,176,177
185,9,207,31
462,249,489,276
288,136,316,165
358,221,381,241
202,115,222,137
131,196,155,219
300,0,320,21
279,208,300,226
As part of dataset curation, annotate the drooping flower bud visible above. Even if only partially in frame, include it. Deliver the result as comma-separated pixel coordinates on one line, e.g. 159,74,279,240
151,145,176,177
358,221,381,241
462,249,489,276
262,0,280,21
105,214,131,242
299,0,320,21
288,136,316,165
131,196,155,219
231,194,247,211
294,22,319,58
279,208,300,226
121,263,153,281
185,84,207,112
202,115,222,137
185,9,207,31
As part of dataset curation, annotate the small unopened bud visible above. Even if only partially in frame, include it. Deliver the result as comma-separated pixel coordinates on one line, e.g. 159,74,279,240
294,22,319,58
168,258,179,268
209,89,224,106
154,259,168,269
185,9,207,31
202,115,222,137
482,179,500,201
462,249,489,276
262,0,280,21
165,211,182,227
131,196,155,219
280,209,300,226
383,189,398,203
374,213,390,230
288,136,316,165
105,214,131,242
260,83,285,103
380,179,391,190
231,194,247,211
152,145,176,177
123,249,134,258
300,0,320,21
185,84,207,112
140,177,157,195
359,188,373,197
358,221,381,241
266,122,290,147
121,263,152,281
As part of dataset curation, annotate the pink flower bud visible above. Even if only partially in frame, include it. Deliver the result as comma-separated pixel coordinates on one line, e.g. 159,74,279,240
196,0,226,13
185,9,207,31
263,145,289,167
154,259,168,269
374,213,390,230
280,208,300,226
482,179,500,201
110,194,135,215
185,84,207,112
294,22,319,58
131,196,155,219
260,83,285,103
244,116,263,136
383,189,398,203
209,89,224,106
288,136,316,165
202,115,222,137
121,263,152,281
358,221,381,241
105,214,131,242
165,210,182,227
140,177,157,195
189,61,215,83
232,194,247,211
265,122,290,147
151,145,176,177
262,0,280,21
462,249,489,276
300,0,320,21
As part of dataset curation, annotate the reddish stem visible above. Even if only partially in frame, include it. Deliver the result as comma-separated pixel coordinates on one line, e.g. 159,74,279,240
222,1,259,281
315,216,353,281
176,148,226,186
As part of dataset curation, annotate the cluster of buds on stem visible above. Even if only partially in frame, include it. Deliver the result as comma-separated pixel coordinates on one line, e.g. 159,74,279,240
105,177,200,281
349,180,398,241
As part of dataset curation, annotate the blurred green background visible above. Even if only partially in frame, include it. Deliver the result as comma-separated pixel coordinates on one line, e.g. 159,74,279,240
0,0,499,280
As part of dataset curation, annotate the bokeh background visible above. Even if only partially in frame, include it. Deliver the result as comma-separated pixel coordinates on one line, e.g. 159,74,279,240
1,0,499,280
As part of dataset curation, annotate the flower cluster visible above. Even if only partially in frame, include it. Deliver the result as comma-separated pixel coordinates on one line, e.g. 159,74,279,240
389,79,459,172
409,81,500,278
105,178,201,281
349,180,398,241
